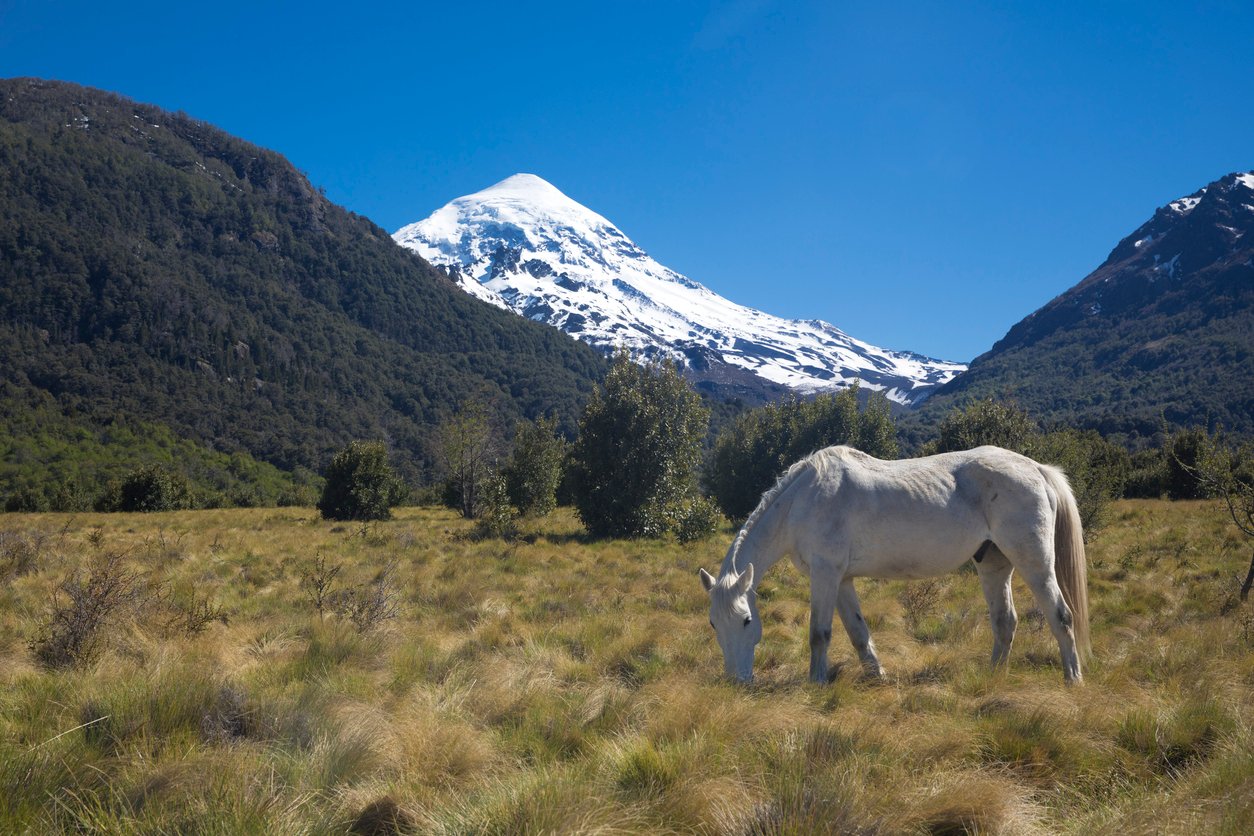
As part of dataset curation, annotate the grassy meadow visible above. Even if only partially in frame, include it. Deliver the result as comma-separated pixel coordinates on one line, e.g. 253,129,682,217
1,500,1252,834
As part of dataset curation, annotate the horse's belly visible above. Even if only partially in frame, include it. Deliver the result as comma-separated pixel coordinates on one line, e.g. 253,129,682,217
852,550,970,580
845,517,979,579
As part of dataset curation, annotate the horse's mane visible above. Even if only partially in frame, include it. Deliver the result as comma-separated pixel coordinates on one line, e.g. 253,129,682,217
724,450,830,575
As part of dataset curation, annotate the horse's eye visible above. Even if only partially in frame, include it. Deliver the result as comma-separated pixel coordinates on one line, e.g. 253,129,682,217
743,615,752,627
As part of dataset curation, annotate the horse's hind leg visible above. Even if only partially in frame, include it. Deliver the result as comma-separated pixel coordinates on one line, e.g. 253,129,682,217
1015,558,1083,684
975,544,1017,667
836,578,885,679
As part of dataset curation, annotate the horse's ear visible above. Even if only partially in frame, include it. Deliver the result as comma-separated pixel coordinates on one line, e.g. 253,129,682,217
698,567,716,591
735,564,754,593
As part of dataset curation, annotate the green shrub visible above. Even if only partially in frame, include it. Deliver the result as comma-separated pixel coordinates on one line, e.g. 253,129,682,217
925,398,1037,456
474,473,518,539
3,486,49,513
567,353,709,538
1034,428,1130,538
316,441,407,521
673,494,723,544
1164,427,1213,500
924,399,1125,540
95,464,193,512
503,416,566,517
1126,447,1169,498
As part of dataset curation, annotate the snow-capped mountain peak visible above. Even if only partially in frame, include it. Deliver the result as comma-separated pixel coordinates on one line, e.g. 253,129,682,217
394,174,966,404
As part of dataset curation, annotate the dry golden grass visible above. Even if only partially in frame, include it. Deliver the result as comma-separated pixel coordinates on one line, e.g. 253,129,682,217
0,500,1251,834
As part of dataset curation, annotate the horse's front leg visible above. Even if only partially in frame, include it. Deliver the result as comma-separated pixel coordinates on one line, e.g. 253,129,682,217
836,578,885,679
808,577,839,683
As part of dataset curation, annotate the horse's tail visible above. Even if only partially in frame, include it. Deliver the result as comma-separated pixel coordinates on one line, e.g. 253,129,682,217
1038,463,1090,659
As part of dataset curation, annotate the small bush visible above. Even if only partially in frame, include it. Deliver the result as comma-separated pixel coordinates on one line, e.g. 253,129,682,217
899,579,944,636
95,464,194,513
0,530,46,581
300,551,343,622
473,474,518,540
30,550,139,668
332,563,402,633
162,590,229,636
503,416,566,518
317,441,407,521
673,494,722,544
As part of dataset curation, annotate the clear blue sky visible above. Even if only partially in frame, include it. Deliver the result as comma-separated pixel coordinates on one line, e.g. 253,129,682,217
3,1,1252,363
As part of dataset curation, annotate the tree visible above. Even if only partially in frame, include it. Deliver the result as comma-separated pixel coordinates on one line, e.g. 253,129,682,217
316,441,406,521
437,400,502,519
567,353,709,538
706,385,898,520
95,464,194,513
926,398,1036,455
1191,439,1254,601
857,391,899,461
503,416,566,517
1164,427,1212,500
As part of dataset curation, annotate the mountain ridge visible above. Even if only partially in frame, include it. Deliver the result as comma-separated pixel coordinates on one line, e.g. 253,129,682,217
908,169,1254,443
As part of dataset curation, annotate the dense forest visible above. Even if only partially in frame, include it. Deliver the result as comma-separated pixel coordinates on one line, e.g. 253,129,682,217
0,78,607,501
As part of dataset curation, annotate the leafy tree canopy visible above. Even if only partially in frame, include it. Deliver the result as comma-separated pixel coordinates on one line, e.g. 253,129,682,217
317,441,407,521
568,353,710,538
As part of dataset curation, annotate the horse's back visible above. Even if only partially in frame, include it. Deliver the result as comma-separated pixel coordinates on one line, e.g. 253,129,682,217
813,445,1044,502
797,448,986,575
800,446,1055,578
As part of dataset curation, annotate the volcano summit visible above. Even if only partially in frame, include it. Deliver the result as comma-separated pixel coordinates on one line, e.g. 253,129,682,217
395,174,964,404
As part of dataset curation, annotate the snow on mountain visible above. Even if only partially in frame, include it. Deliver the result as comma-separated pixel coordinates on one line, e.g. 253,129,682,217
394,174,965,404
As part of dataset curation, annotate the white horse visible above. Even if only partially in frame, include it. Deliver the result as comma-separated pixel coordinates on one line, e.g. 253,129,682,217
699,445,1090,684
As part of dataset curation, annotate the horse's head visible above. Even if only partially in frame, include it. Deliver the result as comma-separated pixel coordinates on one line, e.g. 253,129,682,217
698,565,761,683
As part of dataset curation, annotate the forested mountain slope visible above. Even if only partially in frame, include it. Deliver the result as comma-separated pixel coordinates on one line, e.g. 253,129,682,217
907,170,1254,445
0,78,605,495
